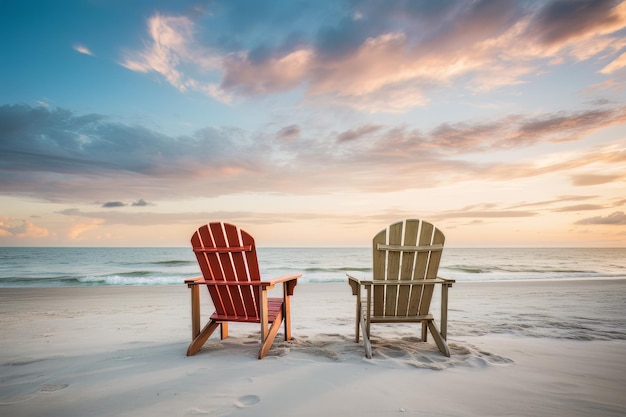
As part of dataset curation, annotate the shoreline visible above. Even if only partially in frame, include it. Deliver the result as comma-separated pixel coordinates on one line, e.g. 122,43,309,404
1,275,625,290
1,280,625,416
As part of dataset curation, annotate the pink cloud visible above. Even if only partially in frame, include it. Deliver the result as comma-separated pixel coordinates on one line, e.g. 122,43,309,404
222,48,313,94
73,44,93,56
571,173,624,186
120,3,626,112
121,14,227,101
0,217,49,238
218,1,626,110
576,211,626,225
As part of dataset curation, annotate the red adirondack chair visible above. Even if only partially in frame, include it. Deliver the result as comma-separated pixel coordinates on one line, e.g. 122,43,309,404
185,222,301,359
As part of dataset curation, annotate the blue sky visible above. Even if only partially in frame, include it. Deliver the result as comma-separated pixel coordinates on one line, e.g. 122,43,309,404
1,0,625,247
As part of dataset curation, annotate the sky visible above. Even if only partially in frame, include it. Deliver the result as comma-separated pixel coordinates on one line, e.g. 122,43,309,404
1,0,625,248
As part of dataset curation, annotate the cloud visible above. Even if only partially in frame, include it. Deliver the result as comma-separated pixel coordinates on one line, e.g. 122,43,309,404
120,1,626,112
600,51,626,74
68,219,104,240
528,0,626,46
1,103,625,203
222,48,314,95
585,78,626,93
51,204,534,230
102,201,126,208
47,198,622,234
553,204,605,212
388,107,626,155
575,211,626,225
507,195,597,210
422,107,626,154
276,125,300,142
337,124,383,143
56,207,332,227
479,147,626,182
613,198,626,207
132,199,150,207
432,210,538,220
120,13,229,102
512,108,626,144
571,173,623,186
0,217,49,238
0,104,254,178
73,44,94,56
97,199,151,208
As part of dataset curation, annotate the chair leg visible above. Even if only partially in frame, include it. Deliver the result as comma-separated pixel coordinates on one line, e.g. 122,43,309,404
427,321,450,357
220,322,228,339
359,305,372,359
355,298,361,342
258,309,284,359
187,319,220,356
283,296,292,341
421,321,428,342
190,285,201,339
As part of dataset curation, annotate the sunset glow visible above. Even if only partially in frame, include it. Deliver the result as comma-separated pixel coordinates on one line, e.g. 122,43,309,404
1,0,625,247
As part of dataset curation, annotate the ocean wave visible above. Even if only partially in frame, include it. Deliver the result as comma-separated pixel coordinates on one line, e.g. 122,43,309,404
302,277,349,284
117,260,194,266
444,265,596,274
109,271,154,277
0,275,85,287
302,267,372,273
78,275,184,286
152,260,195,266
445,266,487,274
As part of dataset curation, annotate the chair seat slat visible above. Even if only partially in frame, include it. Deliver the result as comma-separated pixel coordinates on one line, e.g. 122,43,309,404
211,298,283,323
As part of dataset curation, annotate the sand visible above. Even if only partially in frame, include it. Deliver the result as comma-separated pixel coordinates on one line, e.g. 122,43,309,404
1,280,625,417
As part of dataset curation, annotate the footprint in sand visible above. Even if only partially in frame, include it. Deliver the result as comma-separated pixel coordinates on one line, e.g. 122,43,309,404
40,384,68,392
183,407,213,415
234,394,261,408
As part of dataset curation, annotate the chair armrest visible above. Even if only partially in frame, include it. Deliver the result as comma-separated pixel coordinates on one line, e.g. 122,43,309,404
348,274,451,290
185,276,206,287
347,273,363,296
186,274,301,292
358,278,450,285
265,273,302,286
266,273,301,296
347,273,363,282
437,276,455,285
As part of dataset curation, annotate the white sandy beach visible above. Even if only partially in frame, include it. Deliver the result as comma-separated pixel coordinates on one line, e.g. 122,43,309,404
1,280,625,417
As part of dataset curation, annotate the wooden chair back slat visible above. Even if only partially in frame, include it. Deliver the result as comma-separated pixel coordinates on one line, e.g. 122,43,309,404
406,221,431,315
418,227,445,316
208,223,241,318
214,223,247,319
224,224,258,318
372,229,386,316
396,219,419,315
383,222,403,316
192,225,231,317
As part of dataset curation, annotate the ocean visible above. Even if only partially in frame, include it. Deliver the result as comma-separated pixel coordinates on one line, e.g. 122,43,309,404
0,247,625,287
